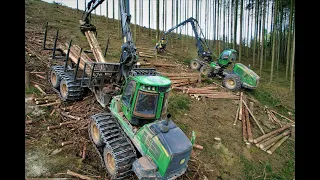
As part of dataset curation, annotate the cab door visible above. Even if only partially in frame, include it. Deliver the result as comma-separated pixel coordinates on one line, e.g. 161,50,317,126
121,80,136,120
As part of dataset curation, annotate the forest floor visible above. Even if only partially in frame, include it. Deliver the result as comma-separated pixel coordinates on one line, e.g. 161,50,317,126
25,0,295,179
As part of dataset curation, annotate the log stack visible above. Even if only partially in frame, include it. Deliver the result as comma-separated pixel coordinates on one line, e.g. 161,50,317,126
159,72,201,88
172,86,239,100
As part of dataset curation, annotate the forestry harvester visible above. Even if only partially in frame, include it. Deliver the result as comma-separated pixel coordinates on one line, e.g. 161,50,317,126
42,0,195,179
156,17,260,91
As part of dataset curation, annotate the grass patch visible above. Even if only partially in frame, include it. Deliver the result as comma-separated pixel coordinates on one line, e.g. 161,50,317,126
167,93,190,118
25,86,41,96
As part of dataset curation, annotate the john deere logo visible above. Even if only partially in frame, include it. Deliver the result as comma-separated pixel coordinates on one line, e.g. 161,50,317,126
180,158,185,164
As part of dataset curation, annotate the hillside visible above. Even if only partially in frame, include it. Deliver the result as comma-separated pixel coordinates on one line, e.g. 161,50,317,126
25,0,295,179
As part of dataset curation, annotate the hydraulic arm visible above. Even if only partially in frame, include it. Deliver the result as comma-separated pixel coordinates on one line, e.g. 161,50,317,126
161,17,212,58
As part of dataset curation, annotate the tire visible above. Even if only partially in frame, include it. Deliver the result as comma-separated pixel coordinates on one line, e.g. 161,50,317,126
103,146,117,178
200,65,211,76
60,79,69,100
223,74,241,91
89,119,104,147
50,69,61,89
190,59,201,70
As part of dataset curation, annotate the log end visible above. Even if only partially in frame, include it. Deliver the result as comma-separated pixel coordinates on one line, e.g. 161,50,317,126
267,150,272,154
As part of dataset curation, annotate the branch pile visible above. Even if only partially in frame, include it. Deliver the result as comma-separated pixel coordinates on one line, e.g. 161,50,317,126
234,93,294,154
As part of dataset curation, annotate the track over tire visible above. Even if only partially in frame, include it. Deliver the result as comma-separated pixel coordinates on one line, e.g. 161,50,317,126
88,113,137,180
190,59,201,70
223,74,242,91
89,119,104,147
49,66,64,89
59,76,84,101
200,65,210,76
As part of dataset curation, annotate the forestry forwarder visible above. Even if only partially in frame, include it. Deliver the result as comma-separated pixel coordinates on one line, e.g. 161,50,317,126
155,17,259,91
43,0,195,179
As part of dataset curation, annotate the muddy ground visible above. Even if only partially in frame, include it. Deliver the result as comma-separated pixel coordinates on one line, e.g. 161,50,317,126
25,1,295,179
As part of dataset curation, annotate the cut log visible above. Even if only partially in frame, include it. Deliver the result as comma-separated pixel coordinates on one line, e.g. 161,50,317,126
193,144,204,150
291,125,295,139
60,111,81,121
261,141,276,151
35,74,46,79
242,105,248,143
255,132,279,148
239,92,243,120
59,121,76,126
233,104,240,126
160,72,199,77
245,106,253,143
26,120,33,124
25,71,30,88
50,109,56,116
242,99,265,134
259,130,291,149
34,84,46,95
30,80,46,87
171,78,198,84
66,170,93,180
170,76,204,80
270,110,295,123
36,101,60,107
47,125,61,130
267,135,290,154
30,71,45,74
253,122,294,143
61,141,74,146
172,80,198,87
153,63,177,67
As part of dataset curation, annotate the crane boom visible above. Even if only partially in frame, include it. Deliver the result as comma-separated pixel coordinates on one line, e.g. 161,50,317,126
162,17,212,57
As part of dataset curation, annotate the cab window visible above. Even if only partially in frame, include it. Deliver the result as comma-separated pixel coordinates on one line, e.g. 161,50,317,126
122,81,136,107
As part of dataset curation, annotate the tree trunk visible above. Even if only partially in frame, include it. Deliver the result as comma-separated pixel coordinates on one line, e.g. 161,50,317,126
156,0,160,42
253,0,259,68
230,0,233,48
134,0,137,43
259,0,266,76
148,0,151,36
257,3,261,68
270,0,278,82
239,0,243,62
246,0,250,58
290,23,295,92
233,0,238,50
263,0,269,65
286,0,294,80
113,0,115,29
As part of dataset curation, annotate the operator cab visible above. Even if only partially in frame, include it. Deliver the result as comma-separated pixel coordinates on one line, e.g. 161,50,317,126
218,49,237,67
120,76,171,127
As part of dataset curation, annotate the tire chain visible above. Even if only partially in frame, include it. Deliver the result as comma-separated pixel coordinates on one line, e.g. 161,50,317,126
47,66,84,101
88,112,137,180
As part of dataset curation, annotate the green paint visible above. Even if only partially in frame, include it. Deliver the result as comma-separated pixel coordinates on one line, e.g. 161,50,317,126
233,63,260,88
133,76,171,86
109,74,190,177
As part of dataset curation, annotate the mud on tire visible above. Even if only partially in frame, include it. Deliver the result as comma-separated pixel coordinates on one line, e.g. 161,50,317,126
190,59,201,70
223,73,241,91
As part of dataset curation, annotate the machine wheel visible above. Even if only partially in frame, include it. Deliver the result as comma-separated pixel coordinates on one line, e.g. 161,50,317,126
103,146,117,177
190,59,201,70
200,65,210,76
59,76,84,101
89,119,104,147
89,113,137,179
50,70,61,89
223,74,241,91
